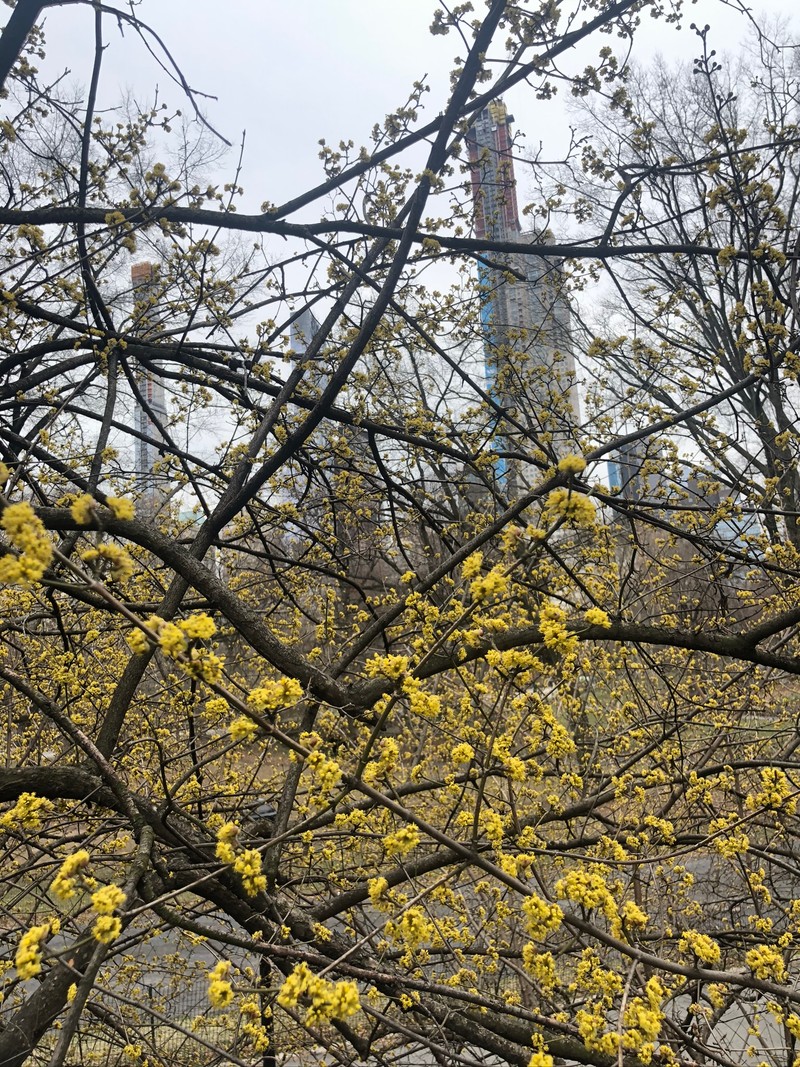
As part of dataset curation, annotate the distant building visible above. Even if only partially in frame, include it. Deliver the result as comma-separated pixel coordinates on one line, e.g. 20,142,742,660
130,262,168,517
466,100,579,484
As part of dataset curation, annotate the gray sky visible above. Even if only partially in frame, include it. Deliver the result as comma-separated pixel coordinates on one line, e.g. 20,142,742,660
38,0,798,218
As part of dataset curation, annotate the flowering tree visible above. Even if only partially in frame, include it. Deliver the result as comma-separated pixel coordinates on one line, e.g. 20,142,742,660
2,3,800,1067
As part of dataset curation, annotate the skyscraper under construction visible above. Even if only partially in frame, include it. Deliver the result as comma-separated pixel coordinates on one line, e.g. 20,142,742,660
466,100,579,480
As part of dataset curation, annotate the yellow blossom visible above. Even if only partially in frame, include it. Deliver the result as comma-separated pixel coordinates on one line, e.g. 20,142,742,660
233,848,267,897
16,919,59,979
207,960,234,1008
522,947,558,992
184,648,224,682
157,622,187,657
678,929,721,965
229,716,259,743
383,824,420,858
277,962,360,1024
106,496,135,520
558,454,587,474
584,607,611,628
528,1052,554,1067
248,677,304,710
368,877,389,906
522,895,563,940
746,767,797,814
0,502,54,584
306,749,342,797
50,850,91,902
70,493,96,525
461,551,483,579
215,822,239,865
91,883,126,915
543,487,596,527
364,654,410,680
92,915,122,944
746,944,786,982
81,543,134,581
388,906,435,949
1,792,54,832
470,565,508,603
126,628,150,654
178,612,216,640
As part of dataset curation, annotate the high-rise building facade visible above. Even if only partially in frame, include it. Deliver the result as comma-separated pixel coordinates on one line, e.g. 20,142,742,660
130,262,168,516
466,100,579,480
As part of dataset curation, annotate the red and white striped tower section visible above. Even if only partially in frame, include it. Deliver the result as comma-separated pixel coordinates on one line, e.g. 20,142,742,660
130,262,168,516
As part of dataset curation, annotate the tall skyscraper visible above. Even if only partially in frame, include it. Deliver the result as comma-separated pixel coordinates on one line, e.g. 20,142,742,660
466,100,579,481
130,262,168,516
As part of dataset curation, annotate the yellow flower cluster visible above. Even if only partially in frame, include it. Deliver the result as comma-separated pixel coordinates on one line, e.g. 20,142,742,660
403,676,441,718
233,849,267,897
126,614,223,681
71,492,133,523
207,960,234,1008
128,612,217,655
522,895,564,940
216,822,240,864
92,883,125,914
708,814,750,857
470,565,509,603
229,716,259,743
383,824,420,858
81,544,133,582
50,849,91,901
240,997,270,1051
745,944,786,982
0,502,54,584
106,496,135,520
451,742,474,765
584,607,611,628
678,929,721,965
157,622,187,656
543,487,596,527
545,719,575,759
179,612,216,640
93,915,122,944
364,654,410,680
522,947,558,992
480,808,506,846
746,767,797,814
557,454,587,474
0,791,54,832
185,647,224,683
556,869,630,933
15,918,59,979
461,551,483,579
70,493,96,525
91,882,125,944
248,676,304,711
306,749,342,798
215,823,266,896
362,738,400,784
538,602,578,657
277,962,360,1025
620,900,649,928
368,877,390,908
528,1051,554,1067
387,906,435,950
620,977,665,1064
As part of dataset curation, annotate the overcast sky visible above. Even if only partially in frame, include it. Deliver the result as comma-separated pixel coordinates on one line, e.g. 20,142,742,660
37,0,798,218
